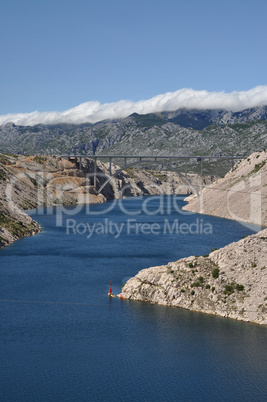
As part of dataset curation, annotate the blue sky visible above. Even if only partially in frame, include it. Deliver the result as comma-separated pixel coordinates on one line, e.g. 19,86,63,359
1,0,267,120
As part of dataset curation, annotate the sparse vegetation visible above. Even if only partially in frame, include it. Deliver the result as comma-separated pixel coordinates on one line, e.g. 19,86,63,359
191,281,201,287
33,155,47,164
252,160,266,174
0,155,11,164
0,168,7,181
224,285,234,295
212,268,220,279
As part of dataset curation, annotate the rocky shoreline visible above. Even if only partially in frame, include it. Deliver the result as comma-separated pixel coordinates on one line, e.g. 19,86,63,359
120,151,267,325
120,228,267,325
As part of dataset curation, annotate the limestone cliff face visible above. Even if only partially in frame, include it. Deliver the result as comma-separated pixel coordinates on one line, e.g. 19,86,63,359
182,151,267,226
0,154,109,248
121,228,267,325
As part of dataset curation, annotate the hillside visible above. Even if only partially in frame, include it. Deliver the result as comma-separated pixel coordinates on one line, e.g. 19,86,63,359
120,151,267,325
121,227,267,325
183,150,267,226
0,106,266,176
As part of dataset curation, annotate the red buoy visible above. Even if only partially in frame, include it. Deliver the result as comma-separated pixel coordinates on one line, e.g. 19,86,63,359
109,281,112,295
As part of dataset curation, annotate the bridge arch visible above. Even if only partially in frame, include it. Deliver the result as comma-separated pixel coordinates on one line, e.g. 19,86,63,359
61,154,247,197
96,158,199,196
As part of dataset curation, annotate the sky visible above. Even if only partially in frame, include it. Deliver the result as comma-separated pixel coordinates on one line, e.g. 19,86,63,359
1,0,267,125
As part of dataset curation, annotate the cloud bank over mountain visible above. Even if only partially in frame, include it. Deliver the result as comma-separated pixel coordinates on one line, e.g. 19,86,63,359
1,86,267,126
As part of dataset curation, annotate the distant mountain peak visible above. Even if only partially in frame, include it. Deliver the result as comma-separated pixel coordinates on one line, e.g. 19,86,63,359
0,106,266,161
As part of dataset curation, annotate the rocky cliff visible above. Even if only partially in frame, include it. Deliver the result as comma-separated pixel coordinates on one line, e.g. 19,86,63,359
182,150,267,226
121,228,267,325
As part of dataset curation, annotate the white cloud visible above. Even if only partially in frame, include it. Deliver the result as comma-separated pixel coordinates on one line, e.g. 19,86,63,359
1,86,267,126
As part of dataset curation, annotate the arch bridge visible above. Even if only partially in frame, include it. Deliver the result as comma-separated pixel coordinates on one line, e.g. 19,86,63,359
61,154,247,195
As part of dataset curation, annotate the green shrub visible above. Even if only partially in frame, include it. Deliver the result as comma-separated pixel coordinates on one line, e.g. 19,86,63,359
211,287,215,292
205,284,210,289
181,289,185,293
191,290,195,295
236,284,244,291
212,268,220,279
198,276,204,283
188,262,194,268
224,285,234,295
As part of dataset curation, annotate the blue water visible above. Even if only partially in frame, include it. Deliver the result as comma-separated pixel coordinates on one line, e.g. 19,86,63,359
0,196,266,401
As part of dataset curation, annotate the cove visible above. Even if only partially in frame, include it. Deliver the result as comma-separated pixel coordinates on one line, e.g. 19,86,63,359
0,195,266,401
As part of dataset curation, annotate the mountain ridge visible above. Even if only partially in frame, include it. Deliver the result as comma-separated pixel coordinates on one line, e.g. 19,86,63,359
0,106,266,173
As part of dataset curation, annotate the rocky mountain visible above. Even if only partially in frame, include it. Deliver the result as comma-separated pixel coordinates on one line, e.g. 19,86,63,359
0,106,266,177
159,105,267,128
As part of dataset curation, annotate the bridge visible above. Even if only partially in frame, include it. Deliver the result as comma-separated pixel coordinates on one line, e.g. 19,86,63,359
61,154,247,195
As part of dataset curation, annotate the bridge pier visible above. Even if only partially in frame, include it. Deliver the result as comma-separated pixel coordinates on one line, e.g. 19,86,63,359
60,154,247,195
109,157,112,176
94,158,97,188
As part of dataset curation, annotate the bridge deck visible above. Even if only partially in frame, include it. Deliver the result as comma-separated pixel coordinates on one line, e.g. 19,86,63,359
59,154,248,194
62,155,247,160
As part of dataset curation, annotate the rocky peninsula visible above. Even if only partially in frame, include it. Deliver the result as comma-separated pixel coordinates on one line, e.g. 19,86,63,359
121,151,267,325
121,228,267,325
